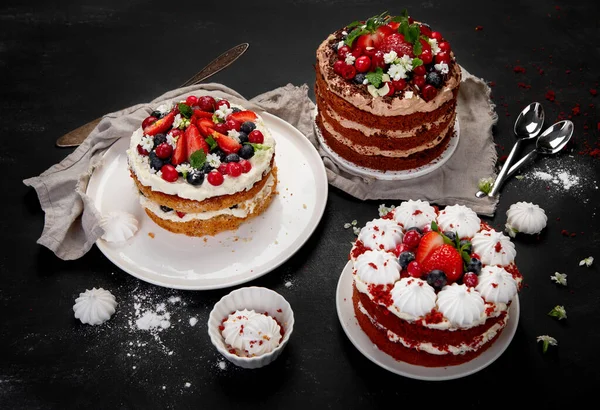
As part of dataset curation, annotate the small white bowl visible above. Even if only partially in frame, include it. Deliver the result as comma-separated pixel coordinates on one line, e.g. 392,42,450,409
208,286,294,369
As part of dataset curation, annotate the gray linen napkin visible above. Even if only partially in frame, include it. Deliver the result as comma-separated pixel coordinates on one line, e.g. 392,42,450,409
24,73,497,261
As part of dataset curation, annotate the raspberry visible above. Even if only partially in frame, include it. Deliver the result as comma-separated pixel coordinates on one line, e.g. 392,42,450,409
463,272,478,287
407,261,422,278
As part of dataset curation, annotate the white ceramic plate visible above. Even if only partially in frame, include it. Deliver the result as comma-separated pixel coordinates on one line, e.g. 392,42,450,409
336,261,520,381
87,113,328,290
314,110,460,181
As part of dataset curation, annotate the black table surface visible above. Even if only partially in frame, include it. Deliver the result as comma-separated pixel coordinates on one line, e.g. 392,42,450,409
3,0,599,408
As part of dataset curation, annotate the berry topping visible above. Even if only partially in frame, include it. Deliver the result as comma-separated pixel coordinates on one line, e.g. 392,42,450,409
406,226,423,234
248,130,264,144
435,51,451,64
420,48,433,65
207,170,224,186
160,164,178,182
240,121,256,134
217,163,228,175
419,23,432,37
463,272,478,287
421,244,464,283
403,230,422,249
355,56,371,73
212,131,241,154
225,118,242,132
213,123,229,134
160,205,172,212
153,133,167,149
426,270,447,291
370,50,386,71
185,95,198,107
422,84,438,101
407,260,422,278
185,124,210,160
442,231,457,242
238,144,255,159
237,131,249,143
415,231,444,264
459,239,473,255
430,31,443,41
438,41,451,53
333,60,345,75
142,116,158,129
215,99,230,110
136,144,149,156
380,33,414,58
224,153,240,163
337,45,351,59
155,142,173,159
426,71,443,88
186,169,204,186
394,243,409,257
354,73,367,85
226,162,242,177
398,251,416,269
413,75,426,89
143,111,175,136
341,64,357,80
466,257,482,275
149,152,164,171
239,159,252,173
197,96,216,112
171,129,187,166
228,110,258,123
413,65,426,76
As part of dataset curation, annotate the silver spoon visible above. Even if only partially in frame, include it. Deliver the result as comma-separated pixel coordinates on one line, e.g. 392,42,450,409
503,120,574,180
475,102,545,198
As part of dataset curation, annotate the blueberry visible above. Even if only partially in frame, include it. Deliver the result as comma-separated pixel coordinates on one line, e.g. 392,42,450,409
238,131,249,144
459,239,472,254
240,121,256,134
466,257,482,275
406,226,423,235
153,133,167,149
201,163,214,173
443,231,457,242
238,144,255,159
231,107,241,113
150,110,162,118
353,73,366,85
160,205,173,213
186,169,205,186
212,148,227,162
426,270,447,291
149,152,163,170
398,251,415,269
426,71,443,88
224,153,240,163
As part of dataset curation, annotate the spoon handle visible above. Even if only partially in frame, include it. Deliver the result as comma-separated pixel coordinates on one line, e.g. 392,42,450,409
505,149,538,179
488,139,524,197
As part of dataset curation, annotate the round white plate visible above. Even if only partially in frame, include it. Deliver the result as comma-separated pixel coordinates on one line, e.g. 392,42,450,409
87,113,328,290
314,110,460,181
336,261,520,381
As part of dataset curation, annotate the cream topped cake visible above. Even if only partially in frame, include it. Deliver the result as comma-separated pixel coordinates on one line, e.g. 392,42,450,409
126,94,277,236
220,309,283,357
350,200,523,367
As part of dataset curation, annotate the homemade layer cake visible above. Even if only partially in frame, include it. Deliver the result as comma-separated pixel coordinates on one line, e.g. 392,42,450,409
350,200,522,367
126,95,277,237
315,10,461,171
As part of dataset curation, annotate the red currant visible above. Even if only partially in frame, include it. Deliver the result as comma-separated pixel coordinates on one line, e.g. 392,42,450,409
333,60,345,75
422,84,438,101
363,46,377,58
155,142,173,159
341,64,356,80
337,45,351,59
407,261,422,278
207,170,224,186
430,31,443,41
370,50,386,71
463,272,478,287
217,163,228,175
214,123,229,134
215,99,230,110
142,116,158,129
419,24,432,37
351,47,363,58
394,243,409,257
420,49,433,65
160,164,178,182
225,118,241,132
197,96,216,112
413,75,426,89
226,162,242,177
239,159,252,173
185,95,198,106
136,144,149,156
413,65,426,76
435,51,451,64
438,41,451,53
248,129,264,143
355,56,371,73
392,79,407,91
403,230,422,249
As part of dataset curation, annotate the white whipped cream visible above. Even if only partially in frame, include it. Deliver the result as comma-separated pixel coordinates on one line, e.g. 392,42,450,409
354,250,400,286
476,265,518,304
99,211,139,243
437,204,481,238
357,218,403,252
221,309,282,357
472,229,516,266
436,283,485,327
73,288,117,326
392,199,437,230
390,278,436,319
506,201,547,235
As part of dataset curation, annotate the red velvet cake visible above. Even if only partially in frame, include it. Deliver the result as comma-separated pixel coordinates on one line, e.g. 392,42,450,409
350,200,523,367
315,10,461,171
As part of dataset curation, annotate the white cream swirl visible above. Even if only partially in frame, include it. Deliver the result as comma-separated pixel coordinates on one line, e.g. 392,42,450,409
221,309,282,357
357,218,403,252
99,211,139,243
354,250,400,285
73,288,117,326
393,199,437,230
436,283,485,327
390,278,437,318
476,265,518,304
471,229,516,266
506,201,547,235
437,204,481,238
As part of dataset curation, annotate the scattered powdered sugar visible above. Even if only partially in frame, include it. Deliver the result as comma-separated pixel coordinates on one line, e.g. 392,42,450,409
285,281,293,288
217,360,227,370
189,317,198,327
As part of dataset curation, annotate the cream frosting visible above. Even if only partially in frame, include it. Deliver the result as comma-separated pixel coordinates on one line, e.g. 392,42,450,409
471,229,516,266
390,278,436,318
436,283,485,328
437,204,481,238
392,199,437,230
357,218,404,252
221,309,282,357
354,250,400,286
73,288,117,326
99,211,139,243
506,201,547,235
476,265,518,304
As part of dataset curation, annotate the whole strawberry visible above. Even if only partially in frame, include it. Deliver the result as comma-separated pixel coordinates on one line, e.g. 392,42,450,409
380,33,414,58
421,244,464,283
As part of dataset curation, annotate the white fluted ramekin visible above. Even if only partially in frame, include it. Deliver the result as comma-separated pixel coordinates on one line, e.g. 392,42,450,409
208,286,294,369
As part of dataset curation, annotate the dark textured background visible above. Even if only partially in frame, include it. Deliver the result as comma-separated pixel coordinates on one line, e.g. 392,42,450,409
2,0,599,408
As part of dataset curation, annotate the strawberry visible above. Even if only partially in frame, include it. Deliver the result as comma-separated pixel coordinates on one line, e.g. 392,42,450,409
355,34,375,50
171,129,187,165
373,24,395,47
227,110,257,123
380,33,414,58
415,231,444,264
197,118,215,138
193,109,214,119
143,111,175,136
185,124,209,160
211,131,242,154
421,244,464,283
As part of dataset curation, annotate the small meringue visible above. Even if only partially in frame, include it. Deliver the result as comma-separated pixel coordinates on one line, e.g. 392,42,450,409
99,211,139,243
506,202,547,236
73,288,117,325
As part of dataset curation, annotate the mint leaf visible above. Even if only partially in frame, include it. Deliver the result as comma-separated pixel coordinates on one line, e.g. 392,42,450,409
412,58,423,68
178,103,193,119
400,9,408,18
406,24,420,43
345,27,368,47
245,142,270,151
346,20,362,30
365,67,384,88
189,150,206,169
205,136,217,151
413,41,422,56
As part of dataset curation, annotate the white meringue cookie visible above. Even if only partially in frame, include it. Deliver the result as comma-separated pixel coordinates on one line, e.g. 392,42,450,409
436,283,485,327
393,199,437,230
506,201,547,235
471,229,517,266
357,218,403,252
99,211,139,243
437,204,481,238
73,288,117,325
476,265,518,304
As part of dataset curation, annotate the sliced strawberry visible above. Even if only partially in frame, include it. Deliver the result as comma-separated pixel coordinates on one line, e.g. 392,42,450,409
415,231,444,264
228,110,257,123
143,111,175,136
193,109,214,119
355,34,375,50
212,131,242,154
373,24,395,48
197,118,215,138
421,244,464,283
387,21,400,31
380,33,414,58
185,124,210,160
171,129,188,165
